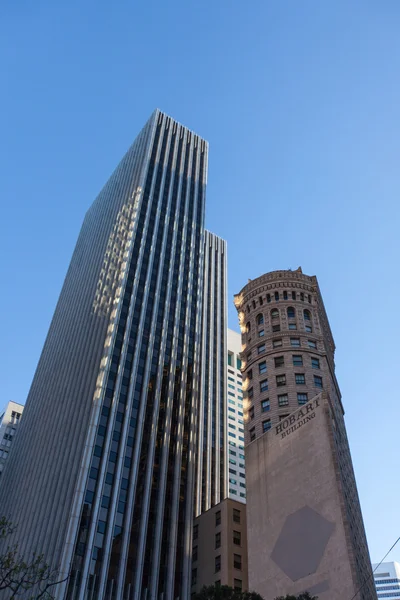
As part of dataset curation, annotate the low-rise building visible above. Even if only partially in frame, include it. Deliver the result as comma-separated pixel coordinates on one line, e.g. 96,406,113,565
191,498,248,595
373,561,400,599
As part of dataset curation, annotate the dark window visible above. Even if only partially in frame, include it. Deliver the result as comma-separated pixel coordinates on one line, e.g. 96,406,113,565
314,375,323,388
298,393,308,405
249,406,255,420
295,373,305,385
276,374,286,386
234,554,242,570
248,387,253,399
215,511,221,526
292,291,296,300
192,546,198,561
300,292,304,301
215,532,221,549
192,568,197,585
257,314,264,325
259,296,263,305
291,338,300,347
293,355,303,366
215,555,221,572
259,361,267,375
271,308,279,319
233,509,241,523
193,524,198,540
274,356,284,368
304,309,311,321
260,379,268,393
234,579,243,592
283,291,288,300
275,292,279,301
249,427,256,442
272,324,281,332
247,369,253,380
261,399,270,413
311,357,320,369
263,420,271,432
246,322,250,333
267,294,271,303
258,343,265,354
287,307,295,318
278,394,289,407
233,530,241,546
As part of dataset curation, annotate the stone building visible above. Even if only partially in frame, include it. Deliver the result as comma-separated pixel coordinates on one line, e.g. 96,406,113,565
191,498,248,595
234,267,376,600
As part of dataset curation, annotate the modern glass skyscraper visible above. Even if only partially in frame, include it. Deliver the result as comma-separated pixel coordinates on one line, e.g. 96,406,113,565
195,231,227,517
0,110,209,600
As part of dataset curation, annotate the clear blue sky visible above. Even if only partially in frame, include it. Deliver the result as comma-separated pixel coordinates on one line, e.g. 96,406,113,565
1,0,399,565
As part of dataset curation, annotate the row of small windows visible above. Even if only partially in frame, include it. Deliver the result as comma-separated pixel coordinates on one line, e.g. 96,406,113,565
247,308,312,330
247,355,320,380
247,291,312,313
249,392,311,421
247,374,322,397
247,339,317,362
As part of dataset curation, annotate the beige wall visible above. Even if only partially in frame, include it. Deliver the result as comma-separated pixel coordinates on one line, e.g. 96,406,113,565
192,498,248,595
246,393,360,600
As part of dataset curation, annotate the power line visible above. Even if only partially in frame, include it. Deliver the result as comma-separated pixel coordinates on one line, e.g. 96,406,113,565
347,535,400,600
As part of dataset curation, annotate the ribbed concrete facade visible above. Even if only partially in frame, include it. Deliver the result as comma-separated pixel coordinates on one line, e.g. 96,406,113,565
0,110,208,600
234,268,376,600
195,231,228,517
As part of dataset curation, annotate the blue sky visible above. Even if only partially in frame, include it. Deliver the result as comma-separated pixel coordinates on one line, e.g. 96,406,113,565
1,0,399,565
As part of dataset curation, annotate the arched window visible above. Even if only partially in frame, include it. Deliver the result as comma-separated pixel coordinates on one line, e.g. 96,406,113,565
267,294,271,303
271,309,279,319
304,309,311,321
287,307,295,319
246,322,251,333
257,314,264,326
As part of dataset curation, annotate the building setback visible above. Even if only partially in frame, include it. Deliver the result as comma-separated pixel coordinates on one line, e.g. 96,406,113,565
234,268,376,600
373,562,400,599
0,110,209,600
0,401,24,478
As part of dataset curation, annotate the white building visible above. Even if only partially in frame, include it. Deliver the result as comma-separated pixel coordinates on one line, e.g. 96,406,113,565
373,561,400,599
227,328,246,502
0,401,24,477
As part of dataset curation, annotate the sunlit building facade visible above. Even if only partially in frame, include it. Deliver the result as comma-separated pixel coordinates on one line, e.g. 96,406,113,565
226,329,246,503
0,110,209,600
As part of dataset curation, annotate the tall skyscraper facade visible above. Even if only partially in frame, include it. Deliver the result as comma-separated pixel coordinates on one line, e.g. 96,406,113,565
195,231,228,517
0,110,209,600
234,268,376,600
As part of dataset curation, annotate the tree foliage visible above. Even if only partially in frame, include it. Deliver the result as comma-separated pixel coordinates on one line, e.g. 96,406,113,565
0,517,66,599
193,584,265,600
